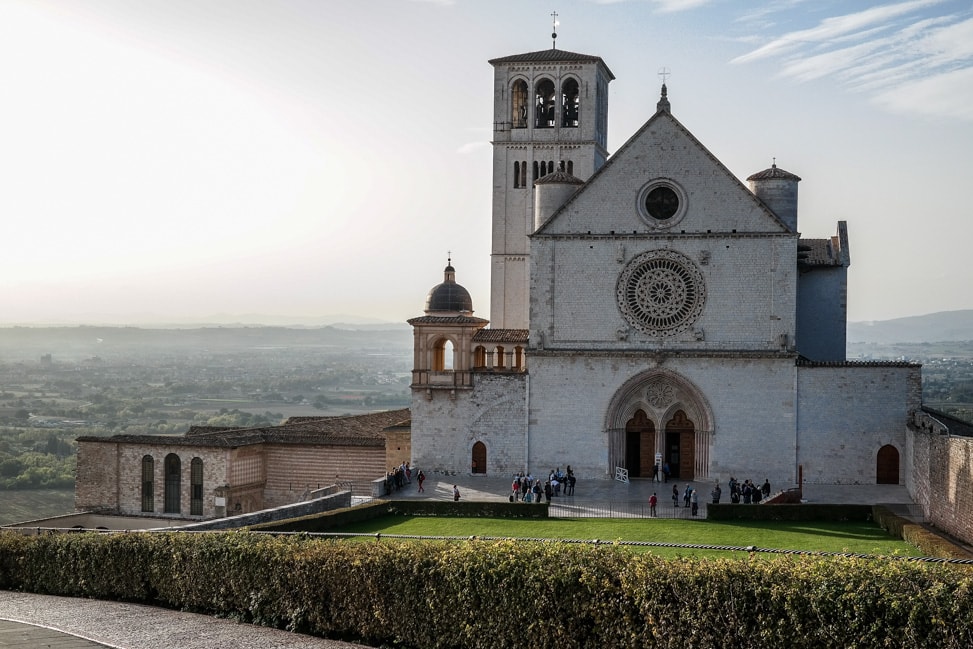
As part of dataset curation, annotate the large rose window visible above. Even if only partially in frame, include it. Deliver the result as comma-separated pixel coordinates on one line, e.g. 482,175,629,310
616,250,705,336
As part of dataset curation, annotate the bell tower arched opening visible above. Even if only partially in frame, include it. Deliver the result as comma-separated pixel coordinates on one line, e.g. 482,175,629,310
561,78,579,127
534,78,555,128
511,79,528,129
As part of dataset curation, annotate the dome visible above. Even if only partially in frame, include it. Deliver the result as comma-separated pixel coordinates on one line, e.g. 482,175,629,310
424,262,474,314
746,162,801,182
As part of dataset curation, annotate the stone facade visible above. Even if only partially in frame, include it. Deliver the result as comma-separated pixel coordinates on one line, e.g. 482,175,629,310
75,409,409,520
408,45,920,492
75,440,227,518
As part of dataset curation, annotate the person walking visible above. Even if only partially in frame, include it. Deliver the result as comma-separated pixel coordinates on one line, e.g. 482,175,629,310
417,470,425,493
691,489,699,516
649,492,658,517
453,484,460,501
672,484,679,508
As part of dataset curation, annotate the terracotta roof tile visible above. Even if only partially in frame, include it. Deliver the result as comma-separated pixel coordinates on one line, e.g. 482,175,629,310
472,329,530,343
78,408,411,449
488,49,615,79
798,238,842,266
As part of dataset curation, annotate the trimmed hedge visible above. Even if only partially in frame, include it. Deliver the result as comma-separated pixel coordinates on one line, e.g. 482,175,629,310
707,503,874,521
874,505,973,561
2,530,972,648
251,499,549,533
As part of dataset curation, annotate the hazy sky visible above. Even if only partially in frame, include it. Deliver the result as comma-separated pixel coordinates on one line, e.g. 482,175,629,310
1,0,971,325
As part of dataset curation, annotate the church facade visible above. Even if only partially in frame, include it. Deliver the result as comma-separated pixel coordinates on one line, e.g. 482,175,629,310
408,46,921,488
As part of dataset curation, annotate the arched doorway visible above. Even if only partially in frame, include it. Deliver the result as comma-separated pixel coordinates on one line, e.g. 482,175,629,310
471,441,487,474
876,445,899,484
604,370,713,481
665,410,695,481
625,409,655,478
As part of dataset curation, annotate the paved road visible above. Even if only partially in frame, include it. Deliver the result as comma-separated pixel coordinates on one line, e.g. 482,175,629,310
0,478,918,648
0,592,372,649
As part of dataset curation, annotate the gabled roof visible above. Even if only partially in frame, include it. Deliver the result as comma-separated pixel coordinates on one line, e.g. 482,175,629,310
533,105,793,236
78,408,411,449
488,48,615,79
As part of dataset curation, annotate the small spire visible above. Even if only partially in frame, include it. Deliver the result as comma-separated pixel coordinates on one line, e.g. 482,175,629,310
444,253,456,282
551,11,559,49
656,67,671,113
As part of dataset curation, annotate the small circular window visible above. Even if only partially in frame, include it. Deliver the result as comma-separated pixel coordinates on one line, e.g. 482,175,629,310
637,180,687,228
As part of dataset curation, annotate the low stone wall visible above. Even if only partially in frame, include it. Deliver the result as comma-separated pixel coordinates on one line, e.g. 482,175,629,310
171,490,353,531
909,411,973,547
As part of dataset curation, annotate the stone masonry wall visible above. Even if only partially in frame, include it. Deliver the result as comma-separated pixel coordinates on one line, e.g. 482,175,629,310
910,428,973,547
410,373,527,477
76,441,229,519
75,440,120,512
796,364,919,484
262,443,385,507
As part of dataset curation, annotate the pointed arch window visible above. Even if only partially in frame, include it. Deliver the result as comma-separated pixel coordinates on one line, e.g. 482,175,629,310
141,455,154,512
511,79,528,129
561,78,580,127
471,441,487,474
534,79,555,128
190,457,204,516
164,453,181,514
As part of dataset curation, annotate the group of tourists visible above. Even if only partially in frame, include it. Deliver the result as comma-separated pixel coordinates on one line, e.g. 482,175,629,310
648,483,703,516
728,477,771,504
509,466,576,503
384,462,413,494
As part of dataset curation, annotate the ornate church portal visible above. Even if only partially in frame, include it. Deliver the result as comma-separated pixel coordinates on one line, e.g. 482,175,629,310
607,370,713,481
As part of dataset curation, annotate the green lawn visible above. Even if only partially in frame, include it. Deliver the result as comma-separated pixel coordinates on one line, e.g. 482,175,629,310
335,515,923,559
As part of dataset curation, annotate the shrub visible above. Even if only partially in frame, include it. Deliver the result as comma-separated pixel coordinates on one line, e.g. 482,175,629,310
1,530,972,648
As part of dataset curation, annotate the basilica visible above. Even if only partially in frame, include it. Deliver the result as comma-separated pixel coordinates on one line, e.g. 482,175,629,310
407,45,920,488
73,43,936,526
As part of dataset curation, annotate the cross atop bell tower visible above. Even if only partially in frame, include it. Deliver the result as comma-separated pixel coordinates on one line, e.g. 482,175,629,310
486,41,614,329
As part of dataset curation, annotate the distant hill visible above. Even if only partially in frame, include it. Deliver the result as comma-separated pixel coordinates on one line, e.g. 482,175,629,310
0,325,413,362
848,310,973,344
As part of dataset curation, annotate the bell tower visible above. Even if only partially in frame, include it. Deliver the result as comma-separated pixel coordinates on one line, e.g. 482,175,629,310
488,42,614,330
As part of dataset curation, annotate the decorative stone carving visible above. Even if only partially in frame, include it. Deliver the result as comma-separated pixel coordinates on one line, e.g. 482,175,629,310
616,249,706,336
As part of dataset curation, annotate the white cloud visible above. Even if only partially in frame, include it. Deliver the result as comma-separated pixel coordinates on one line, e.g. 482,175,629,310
731,0,973,121
732,0,946,64
871,65,973,121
